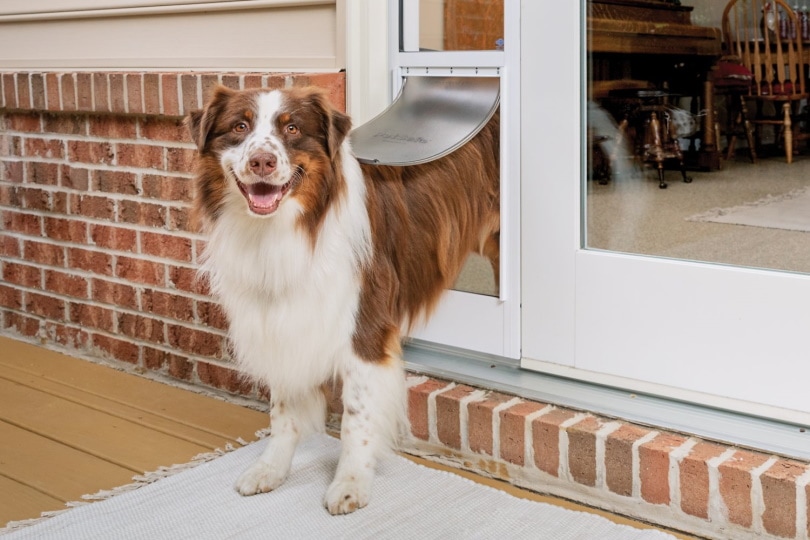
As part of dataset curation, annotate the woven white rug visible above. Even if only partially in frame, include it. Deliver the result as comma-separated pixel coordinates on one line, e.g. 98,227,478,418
3,434,675,539
688,187,810,232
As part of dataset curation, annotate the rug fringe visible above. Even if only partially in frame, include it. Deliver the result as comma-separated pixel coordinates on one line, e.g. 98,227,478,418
686,187,809,222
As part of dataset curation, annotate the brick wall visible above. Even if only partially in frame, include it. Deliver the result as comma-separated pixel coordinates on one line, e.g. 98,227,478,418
0,70,346,397
407,375,810,540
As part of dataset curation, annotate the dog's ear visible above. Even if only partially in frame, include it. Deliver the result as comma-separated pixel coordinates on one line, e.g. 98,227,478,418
186,85,235,152
306,89,352,159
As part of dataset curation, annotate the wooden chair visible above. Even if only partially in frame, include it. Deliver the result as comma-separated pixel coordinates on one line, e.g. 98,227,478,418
722,0,810,163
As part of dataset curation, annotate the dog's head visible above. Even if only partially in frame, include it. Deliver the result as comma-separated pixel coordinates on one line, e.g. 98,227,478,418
187,85,352,222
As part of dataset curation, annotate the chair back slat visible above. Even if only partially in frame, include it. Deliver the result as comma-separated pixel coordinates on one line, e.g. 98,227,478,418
723,0,806,98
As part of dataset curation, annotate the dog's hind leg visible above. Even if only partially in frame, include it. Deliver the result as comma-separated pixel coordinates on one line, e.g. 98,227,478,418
235,389,326,496
324,354,406,515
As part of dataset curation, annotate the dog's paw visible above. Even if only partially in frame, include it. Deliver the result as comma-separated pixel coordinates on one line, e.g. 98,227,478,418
234,461,287,496
324,476,371,515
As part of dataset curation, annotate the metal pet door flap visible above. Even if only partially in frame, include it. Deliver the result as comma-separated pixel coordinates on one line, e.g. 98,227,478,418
349,76,500,166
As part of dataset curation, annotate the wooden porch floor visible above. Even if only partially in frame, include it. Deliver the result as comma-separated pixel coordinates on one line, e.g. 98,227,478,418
0,336,692,538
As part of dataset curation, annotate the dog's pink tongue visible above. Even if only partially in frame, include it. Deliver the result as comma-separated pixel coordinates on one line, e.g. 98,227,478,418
247,182,283,214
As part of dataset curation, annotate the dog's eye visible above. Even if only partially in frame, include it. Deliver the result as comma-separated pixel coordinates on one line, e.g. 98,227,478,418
286,124,299,135
233,122,249,133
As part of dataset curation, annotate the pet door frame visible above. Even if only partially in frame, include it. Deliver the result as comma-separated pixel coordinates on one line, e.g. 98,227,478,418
384,0,521,360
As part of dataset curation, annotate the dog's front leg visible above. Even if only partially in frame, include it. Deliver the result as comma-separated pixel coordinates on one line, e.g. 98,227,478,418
235,391,324,495
325,357,405,515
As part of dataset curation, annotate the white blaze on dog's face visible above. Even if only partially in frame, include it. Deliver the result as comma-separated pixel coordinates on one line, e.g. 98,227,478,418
219,92,294,216
189,86,351,221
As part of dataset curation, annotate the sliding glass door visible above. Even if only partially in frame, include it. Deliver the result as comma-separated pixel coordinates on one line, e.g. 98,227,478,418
521,1,810,423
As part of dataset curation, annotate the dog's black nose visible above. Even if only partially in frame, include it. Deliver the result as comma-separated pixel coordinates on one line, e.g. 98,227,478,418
249,153,277,177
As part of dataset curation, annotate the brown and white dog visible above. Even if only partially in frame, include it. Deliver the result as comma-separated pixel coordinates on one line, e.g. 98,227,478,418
187,85,499,514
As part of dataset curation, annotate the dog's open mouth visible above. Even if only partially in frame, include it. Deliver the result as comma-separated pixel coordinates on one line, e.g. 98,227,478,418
236,180,292,216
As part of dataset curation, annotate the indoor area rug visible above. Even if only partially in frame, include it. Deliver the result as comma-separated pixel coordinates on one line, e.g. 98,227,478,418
687,187,810,232
2,434,675,539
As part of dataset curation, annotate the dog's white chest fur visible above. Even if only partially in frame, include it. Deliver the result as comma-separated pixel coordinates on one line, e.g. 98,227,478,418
201,147,370,399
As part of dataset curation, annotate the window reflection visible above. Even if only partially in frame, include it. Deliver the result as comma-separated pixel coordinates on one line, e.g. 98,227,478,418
418,0,504,51
586,0,810,275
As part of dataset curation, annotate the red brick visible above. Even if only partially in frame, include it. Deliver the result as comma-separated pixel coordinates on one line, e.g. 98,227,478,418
2,160,23,183
116,142,164,170
143,73,161,115
67,140,114,165
243,74,264,89
197,300,228,330
67,248,113,276
71,194,115,221
88,115,137,139
566,416,604,487
92,333,139,364
92,169,138,195
168,265,205,294
605,424,653,497
532,407,577,477
200,74,219,104
26,292,65,320
45,73,60,111
0,284,23,310
141,232,192,262
4,312,41,337
16,73,31,109
407,378,450,441
24,137,64,159
1,235,21,259
60,73,77,111
52,191,69,215
3,262,41,288
6,112,41,132
26,162,60,185
93,73,110,113
499,401,547,465
220,74,240,91
76,73,92,112
142,174,192,202
761,459,806,538
679,442,727,519
467,391,513,456
142,288,194,322
43,114,84,136
44,321,89,349
4,211,42,237
126,73,143,114
19,187,51,212
166,146,195,173
44,217,86,243
60,166,90,190
109,73,126,113
168,207,191,232
291,72,346,112
197,360,253,395
639,433,688,505
719,450,771,527
181,74,199,114
2,73,16,109
44,270,88,298
168,353,194,381
167,324,222,358
90,224,137,252
30,73,46,109
140,117,189,143
435,384,477,449
118,312,164,343
116,256,165,286
91,279,138,310
118,200,166,227
68,303,115,333
161,74,180,116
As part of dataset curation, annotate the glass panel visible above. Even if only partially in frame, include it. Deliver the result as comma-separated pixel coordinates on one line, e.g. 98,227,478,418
585,0,810,275
418,0,504,51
